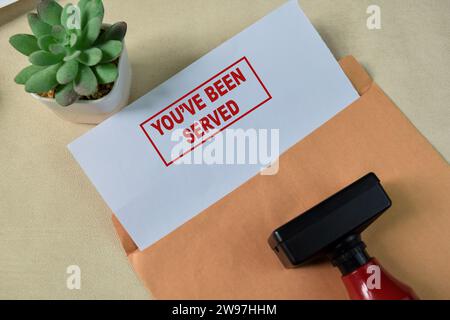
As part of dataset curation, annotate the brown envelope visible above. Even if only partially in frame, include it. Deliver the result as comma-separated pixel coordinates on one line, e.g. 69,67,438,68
112,56,450,299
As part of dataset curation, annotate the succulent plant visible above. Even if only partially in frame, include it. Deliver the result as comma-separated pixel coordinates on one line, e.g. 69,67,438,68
9,0,127,106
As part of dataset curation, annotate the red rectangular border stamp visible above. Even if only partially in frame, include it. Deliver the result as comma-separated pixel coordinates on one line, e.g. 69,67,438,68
139,56,272,166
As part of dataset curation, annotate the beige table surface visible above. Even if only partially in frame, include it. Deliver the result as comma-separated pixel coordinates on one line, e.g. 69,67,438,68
0,0,449,299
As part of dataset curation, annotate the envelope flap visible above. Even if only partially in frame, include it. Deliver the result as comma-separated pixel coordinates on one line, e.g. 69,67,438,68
339,55,373,95
112,215,138,254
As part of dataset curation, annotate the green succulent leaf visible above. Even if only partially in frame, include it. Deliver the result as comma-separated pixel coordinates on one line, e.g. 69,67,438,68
29,50,64,66
74,65,97,96
55,82,79,106
37,35,57,51
49,43,65,55
56,60,79,84
64,50,81,61
77,0,90,25
78,0,89,7
97,40,122,63
9,34,40,56
51,25,66,41
69,33,78,47
77,47,102,66
14,65,46,84
80,0,104,27
27,13,52,38
25,63,61,93
86,0,104,19
79,17,102,48
37,0,63,26
93,63,118,84
96,21,127,44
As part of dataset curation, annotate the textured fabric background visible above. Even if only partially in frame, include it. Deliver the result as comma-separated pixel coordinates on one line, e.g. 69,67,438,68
0,0,448,299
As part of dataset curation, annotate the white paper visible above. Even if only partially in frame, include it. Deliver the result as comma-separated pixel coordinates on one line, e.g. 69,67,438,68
0,0,18,9
68,1,358,250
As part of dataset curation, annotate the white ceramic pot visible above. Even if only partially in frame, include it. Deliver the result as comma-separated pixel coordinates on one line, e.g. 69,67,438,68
31,45,132,124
